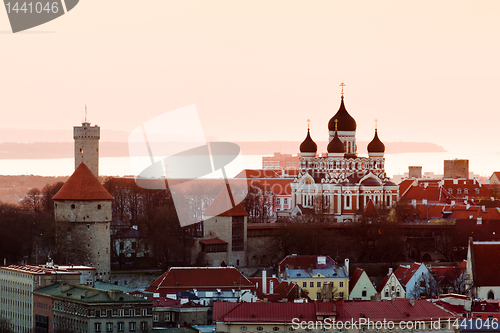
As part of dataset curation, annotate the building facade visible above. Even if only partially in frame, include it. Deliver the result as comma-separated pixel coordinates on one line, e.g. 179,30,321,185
291,93,399,222
33,283,153,333
0,264,80,333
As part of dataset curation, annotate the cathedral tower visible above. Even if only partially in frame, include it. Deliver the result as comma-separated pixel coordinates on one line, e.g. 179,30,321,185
74,118,100,178
53,163,113,280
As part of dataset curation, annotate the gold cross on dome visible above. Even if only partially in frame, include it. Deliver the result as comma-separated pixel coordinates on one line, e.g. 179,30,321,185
307,119,311,129
375,119,378,130
334,119,338,131
340,82,345,97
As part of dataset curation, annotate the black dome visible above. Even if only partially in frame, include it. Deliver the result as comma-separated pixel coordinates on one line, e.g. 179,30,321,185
300,129,317,153
328,96,357,132
327,131,345,154
367,129,385,153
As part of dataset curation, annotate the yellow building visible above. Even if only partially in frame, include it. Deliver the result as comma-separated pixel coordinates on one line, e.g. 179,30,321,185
283,259,349,300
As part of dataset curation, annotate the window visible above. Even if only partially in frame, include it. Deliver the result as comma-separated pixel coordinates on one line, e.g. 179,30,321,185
339,292,344,298
71,204,76,209
448,188,453,194
240,327,248,332
284,198,288,205
362,290,367,297
396,291,400,297
385,291,389,297
118,322,124,332
129,309,135,316
391,286,394,291
257,327,264,331
339,282,343,287
129,322,136,331
317,282,321,288
310,282,314,288
464,188,469,194
276,198,281,205
165,313,170,322
98,204,102,210
141,309,147,316
317,292,322,300
118,309,124,317
106,322,113,332
273,327,280,331
153,314,158,322
95,310,101,317
303,282,307,288
95,323,101,332
107,309,113,317
140,322,148,331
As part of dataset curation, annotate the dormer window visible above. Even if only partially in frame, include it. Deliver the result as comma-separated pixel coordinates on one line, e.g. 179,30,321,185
448,188,453,194
464,189,469,194
457,188,462,194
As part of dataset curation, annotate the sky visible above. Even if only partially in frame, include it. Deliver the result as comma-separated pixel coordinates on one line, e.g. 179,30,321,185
1,1,500,154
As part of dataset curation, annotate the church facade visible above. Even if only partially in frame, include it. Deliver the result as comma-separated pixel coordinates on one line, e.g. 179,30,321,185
291,92,399,222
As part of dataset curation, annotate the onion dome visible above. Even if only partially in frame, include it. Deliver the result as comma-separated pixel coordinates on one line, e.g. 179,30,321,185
300,128,317,156
328,96,357,132
327,131,345,156
367,129,385,154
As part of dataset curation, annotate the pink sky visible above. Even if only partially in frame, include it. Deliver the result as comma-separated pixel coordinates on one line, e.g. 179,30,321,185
1,1,499,153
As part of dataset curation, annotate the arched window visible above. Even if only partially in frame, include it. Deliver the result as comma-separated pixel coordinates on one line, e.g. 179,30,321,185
448,188,453,194
457,188,462,194
488,291,495,299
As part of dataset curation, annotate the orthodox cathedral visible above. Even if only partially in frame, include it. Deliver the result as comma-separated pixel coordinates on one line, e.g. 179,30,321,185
291,88,399,222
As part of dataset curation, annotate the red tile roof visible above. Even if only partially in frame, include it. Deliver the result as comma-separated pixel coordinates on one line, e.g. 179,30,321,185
349,268,364,293
399,179,417,197
53,163,114,201
214,299,455,323
203,186,248,217
433,300,467,315
471,242,500,287
395,263,424,286
145,267,254,295
247,278,309,302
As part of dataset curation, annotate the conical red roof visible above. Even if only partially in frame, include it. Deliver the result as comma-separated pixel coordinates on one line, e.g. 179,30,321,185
203,185,248,217
53,163,114,201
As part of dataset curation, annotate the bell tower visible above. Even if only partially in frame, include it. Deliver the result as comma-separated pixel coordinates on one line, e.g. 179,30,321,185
74,107,100,178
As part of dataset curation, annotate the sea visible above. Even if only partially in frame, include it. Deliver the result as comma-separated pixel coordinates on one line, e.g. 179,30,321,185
1,152,500,181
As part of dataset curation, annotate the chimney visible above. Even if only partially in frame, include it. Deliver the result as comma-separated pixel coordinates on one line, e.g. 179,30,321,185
262,270,267,294
388,268,393,275
466,203,470,210
482,206,486,212
60,284,71,292
411,199,416,208
477,217,482,225
270,280,274,294
344,258,349,276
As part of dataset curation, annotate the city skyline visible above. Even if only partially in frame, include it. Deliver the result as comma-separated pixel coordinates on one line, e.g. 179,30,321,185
1,1,500,156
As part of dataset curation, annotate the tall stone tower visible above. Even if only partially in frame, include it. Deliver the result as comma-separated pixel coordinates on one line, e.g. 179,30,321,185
53,163,113,280
74,121,100,178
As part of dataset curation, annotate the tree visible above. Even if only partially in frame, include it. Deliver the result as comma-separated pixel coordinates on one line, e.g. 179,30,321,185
0,317,14,333
410,272,438,298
